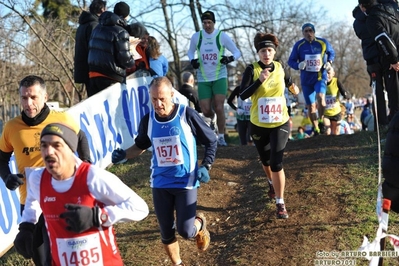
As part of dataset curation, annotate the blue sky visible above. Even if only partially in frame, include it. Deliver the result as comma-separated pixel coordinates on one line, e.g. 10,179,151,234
318,1,358,22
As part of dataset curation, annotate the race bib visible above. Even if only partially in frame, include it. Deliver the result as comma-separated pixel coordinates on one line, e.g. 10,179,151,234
325,95,336,110
305,54,322,72
57,233,103,266
153,135,184,167
200,52,218,64
242,101,252,116
258,97,283,123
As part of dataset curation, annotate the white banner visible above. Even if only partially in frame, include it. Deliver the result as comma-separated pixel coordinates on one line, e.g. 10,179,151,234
0,77,188,256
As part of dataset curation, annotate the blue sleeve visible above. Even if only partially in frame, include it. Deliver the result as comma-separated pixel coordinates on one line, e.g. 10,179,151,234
325,39,335,62
185,108,217,165
288,42,300,70
162,56,169,76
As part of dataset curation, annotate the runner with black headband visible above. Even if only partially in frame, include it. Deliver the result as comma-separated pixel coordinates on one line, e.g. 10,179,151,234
240,32,299,219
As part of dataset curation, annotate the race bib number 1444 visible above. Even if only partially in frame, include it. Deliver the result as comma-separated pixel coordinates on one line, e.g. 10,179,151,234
258,97,283,123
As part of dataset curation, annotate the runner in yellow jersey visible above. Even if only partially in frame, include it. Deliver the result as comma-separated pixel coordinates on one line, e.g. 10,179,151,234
324,68,351,135
240,33,299,219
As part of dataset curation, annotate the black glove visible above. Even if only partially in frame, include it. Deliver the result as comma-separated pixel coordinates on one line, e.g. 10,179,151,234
191,59,200,69
59,204,100,233
14,222,34,259
220,56,234,65
112,148,127,164
3,174,24,190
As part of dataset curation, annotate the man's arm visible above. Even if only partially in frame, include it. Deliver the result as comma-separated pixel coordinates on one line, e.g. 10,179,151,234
87,167,149,226
111,114,151,164
116,30,135,69
337,80,351,99
324,39,335,63
0,150,12,182
221,32,241,60
367,15,399,64
287,42,301,70
187,32,200,61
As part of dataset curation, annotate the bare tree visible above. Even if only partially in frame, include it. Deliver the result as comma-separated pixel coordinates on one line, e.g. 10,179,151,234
0,0,84,107
0,0,370,125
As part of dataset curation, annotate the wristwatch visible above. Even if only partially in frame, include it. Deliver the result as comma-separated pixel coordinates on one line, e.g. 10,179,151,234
100,210,108,224
203,164,212,171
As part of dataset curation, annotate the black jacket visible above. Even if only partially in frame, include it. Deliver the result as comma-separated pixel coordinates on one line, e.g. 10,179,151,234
179,84,202,113
74,11,99,84
88,11,134,82
353,6,381,65
365,3,399,65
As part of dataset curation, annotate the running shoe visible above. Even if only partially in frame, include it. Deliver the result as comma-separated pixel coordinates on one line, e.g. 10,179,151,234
218,137,227,146
276,203,289,219
195,213,210,251
268,183,275,199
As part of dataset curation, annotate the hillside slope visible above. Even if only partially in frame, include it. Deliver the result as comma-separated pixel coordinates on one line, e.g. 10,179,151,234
114,132,390,266
2,131,395,266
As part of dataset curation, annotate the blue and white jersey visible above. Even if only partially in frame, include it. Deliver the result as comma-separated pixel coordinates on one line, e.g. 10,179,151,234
148,105,199,189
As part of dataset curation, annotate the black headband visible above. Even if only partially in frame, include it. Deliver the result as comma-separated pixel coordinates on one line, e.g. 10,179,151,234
257,40,276,52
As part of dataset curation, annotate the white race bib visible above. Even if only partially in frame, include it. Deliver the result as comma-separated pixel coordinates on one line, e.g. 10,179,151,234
56,233,103,266
325,95,336,110
200,51,218,65
153,135,184,167
242,101,252,116
258,97,283,123
304,54,322,72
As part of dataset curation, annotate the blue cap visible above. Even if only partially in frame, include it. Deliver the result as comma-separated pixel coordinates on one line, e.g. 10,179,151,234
302,23,315,33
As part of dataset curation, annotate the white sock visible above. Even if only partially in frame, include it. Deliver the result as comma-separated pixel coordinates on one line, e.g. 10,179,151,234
174,260,183,265
218,133,224,139
276,198,284,204
268,179,273,185
211,113,217,123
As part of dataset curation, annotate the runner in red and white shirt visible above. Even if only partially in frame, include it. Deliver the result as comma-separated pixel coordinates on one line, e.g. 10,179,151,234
14,123,149,266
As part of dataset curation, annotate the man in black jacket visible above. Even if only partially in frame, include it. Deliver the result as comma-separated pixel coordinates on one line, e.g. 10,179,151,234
359,0,399,122
353,3,390,130
87,10,134,97
179,72,202,113
74,0,106,96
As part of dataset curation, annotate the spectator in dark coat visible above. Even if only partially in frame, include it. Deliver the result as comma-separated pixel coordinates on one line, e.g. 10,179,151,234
87,10,134,97
179,72,202,113
383,112,399,212
358,0,399,122
352,2,395,129
74,0,106,94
